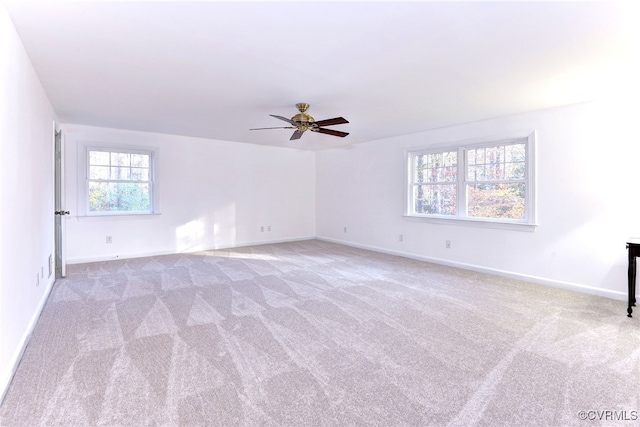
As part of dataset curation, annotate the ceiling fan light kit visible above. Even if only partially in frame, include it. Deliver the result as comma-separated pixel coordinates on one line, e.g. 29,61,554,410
251,103,349,141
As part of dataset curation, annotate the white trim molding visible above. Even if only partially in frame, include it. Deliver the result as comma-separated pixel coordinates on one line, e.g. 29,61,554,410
317,236,626,302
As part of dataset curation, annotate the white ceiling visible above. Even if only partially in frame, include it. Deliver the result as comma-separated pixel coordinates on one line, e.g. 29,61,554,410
5,1,640,150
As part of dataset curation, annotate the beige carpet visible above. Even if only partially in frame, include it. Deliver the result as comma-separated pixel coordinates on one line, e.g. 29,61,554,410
0,239,638,426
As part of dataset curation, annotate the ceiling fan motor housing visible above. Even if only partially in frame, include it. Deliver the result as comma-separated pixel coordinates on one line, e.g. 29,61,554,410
292,103,314,127
292,112,315,124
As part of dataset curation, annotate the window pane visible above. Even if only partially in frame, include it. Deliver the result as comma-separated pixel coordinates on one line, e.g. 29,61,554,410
467,143,526,182
131,154,149,168
111,152,130,167
110,166,130,180
467,183,525,219
89,182,150,212
485,146,503,163
435,164,457,182
428,167,441,183
487,162,504,180
130,167,149,180
415,151,457,183
427,153,442,169
89,151,110,166
443,151,456,167
467,149,476,165
467,165,486,181
505,162,525,180
505,144,525,162
89,165,110,180
413,184,457,215
444,166,457,182
414,155,426,183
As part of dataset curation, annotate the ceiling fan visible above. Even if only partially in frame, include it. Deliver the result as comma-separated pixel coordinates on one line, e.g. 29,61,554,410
250,103,349,140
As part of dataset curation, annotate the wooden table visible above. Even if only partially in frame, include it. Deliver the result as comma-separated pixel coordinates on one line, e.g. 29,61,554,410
626,238,640,317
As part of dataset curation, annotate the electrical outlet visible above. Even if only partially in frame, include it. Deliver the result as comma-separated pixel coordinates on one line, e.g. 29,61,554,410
267,225,271,232
399,234,404,242
106,236,112,244
446,240,451,249
260,226,265,232
344,227,347,233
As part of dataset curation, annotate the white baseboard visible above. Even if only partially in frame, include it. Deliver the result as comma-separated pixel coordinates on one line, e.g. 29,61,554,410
316,236,627,302
67,234,628,302
66,236,317,265
0,276,56,404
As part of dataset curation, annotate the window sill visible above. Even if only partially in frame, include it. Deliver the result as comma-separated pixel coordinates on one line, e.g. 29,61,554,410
403,214,537,232
75,213,162,222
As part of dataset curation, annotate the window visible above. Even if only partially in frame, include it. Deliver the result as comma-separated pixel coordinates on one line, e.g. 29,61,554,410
466,143,526,220
412,150,458,215
406,133,536,226
83,146,157,215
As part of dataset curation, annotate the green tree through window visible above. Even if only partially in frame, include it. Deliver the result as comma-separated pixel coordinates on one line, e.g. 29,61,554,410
413,151,457,215
87,149,153,213
466,144,526,220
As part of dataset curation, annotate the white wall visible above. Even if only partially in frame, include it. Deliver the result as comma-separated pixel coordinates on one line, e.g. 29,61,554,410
316,100,640,300
62,124,316,263
1,0,636,401
0,4,57,399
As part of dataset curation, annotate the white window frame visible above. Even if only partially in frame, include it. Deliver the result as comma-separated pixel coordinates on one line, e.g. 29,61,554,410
77,142,160,217
405,131,537,230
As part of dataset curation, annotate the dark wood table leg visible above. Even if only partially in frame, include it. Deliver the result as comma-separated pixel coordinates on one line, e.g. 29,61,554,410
632,255,637,306
628,246,636,318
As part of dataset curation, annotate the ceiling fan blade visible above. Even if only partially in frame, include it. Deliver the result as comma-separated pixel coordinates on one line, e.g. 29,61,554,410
290,129,305,140
270,114,298,125
315,128,349,138
314,117,349,127
249,126,295,130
